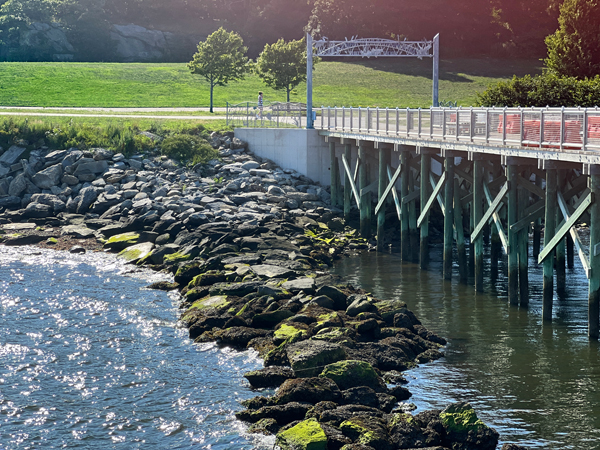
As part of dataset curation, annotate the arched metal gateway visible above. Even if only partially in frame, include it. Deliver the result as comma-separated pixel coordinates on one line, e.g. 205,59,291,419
306,33,440,128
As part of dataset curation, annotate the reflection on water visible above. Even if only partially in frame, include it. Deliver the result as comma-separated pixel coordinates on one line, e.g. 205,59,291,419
0,247,272,449
333,249,600,450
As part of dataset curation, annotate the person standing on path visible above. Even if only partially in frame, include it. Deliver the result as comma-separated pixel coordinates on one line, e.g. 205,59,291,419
257,91,263,119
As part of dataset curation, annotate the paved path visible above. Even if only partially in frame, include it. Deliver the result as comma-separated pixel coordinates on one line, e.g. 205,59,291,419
0,111,223,120
0,106,227,112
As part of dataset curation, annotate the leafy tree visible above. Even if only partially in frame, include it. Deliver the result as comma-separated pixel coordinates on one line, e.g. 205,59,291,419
188,27,249,112
255,38,315,102
545,0,600,78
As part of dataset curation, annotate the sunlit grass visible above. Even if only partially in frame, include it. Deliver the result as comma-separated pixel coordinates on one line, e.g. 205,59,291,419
0,59,543,109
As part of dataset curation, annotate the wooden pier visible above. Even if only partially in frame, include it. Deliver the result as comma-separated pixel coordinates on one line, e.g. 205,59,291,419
317,106,600,340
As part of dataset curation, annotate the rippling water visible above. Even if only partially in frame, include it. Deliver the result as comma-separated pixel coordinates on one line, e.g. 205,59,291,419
333,248,600,450
0,247,273,449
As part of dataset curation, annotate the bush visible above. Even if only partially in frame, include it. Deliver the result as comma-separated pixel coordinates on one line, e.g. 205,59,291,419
160,134,218,165
476,74,600,107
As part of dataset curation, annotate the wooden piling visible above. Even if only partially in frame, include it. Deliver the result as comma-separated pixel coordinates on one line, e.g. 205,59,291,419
518,177,529,307
454,178,468,283
533,174,542,258
443,156,455,280
409,168,419,263
401,150,411,261
329,141,338,207
589,170,600,340
507,164,519,306
358,142,371,238
556,169,566,296
344,143,352,222
377,146,389,251
473,159,484,291
420,152,431,269
543,168,557,321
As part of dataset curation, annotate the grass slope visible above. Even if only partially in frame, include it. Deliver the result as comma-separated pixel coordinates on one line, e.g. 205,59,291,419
0,59,542,109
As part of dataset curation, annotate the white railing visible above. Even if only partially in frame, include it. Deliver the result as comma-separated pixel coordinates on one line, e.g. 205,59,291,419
226,101,306,128
314,106,600,152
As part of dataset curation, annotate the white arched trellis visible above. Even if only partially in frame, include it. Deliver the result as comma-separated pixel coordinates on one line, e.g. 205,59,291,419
306,34,440,128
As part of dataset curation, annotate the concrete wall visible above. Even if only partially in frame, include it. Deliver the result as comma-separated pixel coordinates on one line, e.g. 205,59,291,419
234,128,331,186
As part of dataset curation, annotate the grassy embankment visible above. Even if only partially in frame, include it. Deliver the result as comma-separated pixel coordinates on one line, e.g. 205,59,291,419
0,59,543,110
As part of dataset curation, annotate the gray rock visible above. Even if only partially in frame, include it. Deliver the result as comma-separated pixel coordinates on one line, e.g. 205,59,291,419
286,340,347,377
62,174,79,186
30,193,66,213
32,163,64,189
61,150,83,168
346,295,375,317
241,161,260,171
74,159,109,176
72,186,100,214
8,173,28,197
61,224,95,238
0,195,22,208
0,178,9,196
45,150,68,162
93,148,114,161
0,146,26,166
231,137,247,150
24,202,52,218
250,264,296,279
69,245,86,254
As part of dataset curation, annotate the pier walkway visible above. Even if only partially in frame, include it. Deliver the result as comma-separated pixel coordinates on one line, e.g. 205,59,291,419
311,106,600,339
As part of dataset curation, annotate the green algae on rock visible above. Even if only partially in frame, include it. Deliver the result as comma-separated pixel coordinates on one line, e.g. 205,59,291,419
104,232,140,251
118,242,154,263
319,360,386,391
276,418,328,450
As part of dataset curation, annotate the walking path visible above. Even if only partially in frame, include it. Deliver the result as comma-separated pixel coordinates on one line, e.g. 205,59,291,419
0,106,227,120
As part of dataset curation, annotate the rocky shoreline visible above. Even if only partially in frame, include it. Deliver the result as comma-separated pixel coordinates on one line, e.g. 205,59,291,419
0,135,526,450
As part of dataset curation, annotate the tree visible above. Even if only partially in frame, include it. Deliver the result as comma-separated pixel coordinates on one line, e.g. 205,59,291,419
255,38,315,102
188,27,249,112
545,0,600,78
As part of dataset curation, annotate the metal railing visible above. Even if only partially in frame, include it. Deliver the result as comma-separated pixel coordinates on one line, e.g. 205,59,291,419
314,106,600,152
226,101,307,128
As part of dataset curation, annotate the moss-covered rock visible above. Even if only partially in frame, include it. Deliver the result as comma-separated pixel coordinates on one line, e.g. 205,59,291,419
340,416,393,450
46,237,58,245
119,242,154,263
275,419,328,450
163,251,192,264
274,323,308,345
287,340,347,377
319,360,386,392
251,309,295,329
189,270,227,289
188,295,230,312
104,232,140,251
373,299,408,324
440,402,499,450
276,377,342,404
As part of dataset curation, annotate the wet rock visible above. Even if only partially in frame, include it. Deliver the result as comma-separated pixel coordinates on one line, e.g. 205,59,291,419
69,245,86,254
346,295,375,316
119,242,154,263
341,386,380,408
247,418,279,435
287,340,347,377
237,401,311,426
501,445,529,450
251,309,295,329
282,277,316,293
275,418,328,450
244,366,295,388
340,416,393,450
319,360,387,392
214,326,270,348
440,402,499,450
276,377,342,404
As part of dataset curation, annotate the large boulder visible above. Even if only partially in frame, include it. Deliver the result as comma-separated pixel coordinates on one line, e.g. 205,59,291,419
0,146,26,165
8,173,28,197
118,242,154,263
319,360,387,392
440,403,499,450
340,416,394,450
276,419,328,450
287,340,347,377
276,377,342,405
32,163,63,189
244,366,295,388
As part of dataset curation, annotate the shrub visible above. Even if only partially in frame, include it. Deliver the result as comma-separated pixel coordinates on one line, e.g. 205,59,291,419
476,74,600,107
160,134,218,165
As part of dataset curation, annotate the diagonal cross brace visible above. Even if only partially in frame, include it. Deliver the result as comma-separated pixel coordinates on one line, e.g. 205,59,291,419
483,181,509,253
341,154,360,207
471,182,508,243
387,166,402,221
417,172,446,227
374,164,402,215
556,191,591,278
429,173,446,215
538,192,593,265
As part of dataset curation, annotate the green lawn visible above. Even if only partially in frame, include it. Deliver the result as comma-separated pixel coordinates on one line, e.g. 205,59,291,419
0,59,542,109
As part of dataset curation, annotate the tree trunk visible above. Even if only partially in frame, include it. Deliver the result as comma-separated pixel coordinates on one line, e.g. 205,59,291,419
210,80,214,113
287,86,291,103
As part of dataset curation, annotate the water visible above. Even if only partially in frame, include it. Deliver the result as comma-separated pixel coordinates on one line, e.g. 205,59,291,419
0,247,273,449
333,249,600,449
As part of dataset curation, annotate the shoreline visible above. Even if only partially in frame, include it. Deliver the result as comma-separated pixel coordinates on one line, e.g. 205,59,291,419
0,136,525,450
